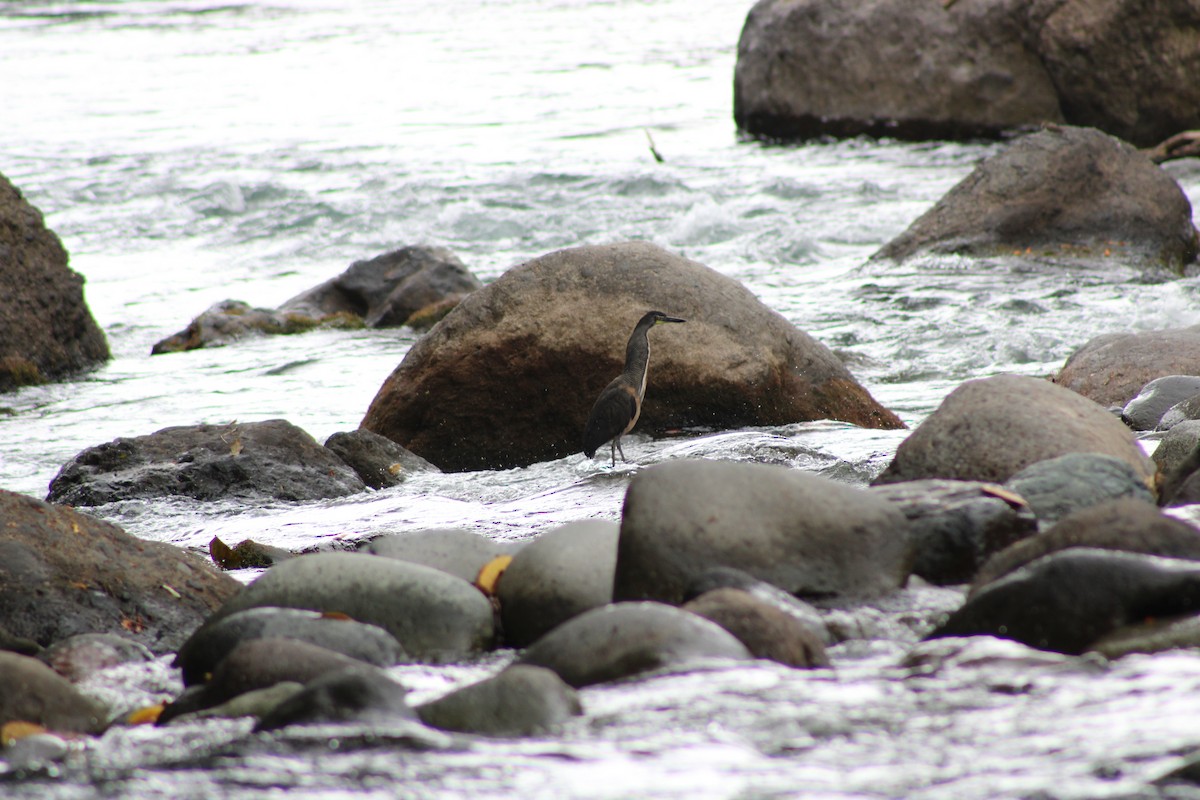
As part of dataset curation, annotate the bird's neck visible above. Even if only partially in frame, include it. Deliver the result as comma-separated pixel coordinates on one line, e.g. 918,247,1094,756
622,325,652,400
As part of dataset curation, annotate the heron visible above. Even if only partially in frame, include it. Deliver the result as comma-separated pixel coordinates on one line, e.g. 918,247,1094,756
583,310,686,467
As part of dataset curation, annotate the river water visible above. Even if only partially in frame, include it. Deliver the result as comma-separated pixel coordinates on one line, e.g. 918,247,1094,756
4,1,1200,797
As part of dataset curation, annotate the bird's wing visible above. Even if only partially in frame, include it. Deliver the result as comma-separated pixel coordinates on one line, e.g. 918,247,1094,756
582,383,638,457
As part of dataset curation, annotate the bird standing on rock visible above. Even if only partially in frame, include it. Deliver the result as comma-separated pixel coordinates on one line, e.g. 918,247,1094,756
583,310,686,467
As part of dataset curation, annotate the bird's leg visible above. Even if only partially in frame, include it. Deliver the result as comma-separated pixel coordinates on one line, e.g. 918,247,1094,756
615,437,627,464
609,438,617,468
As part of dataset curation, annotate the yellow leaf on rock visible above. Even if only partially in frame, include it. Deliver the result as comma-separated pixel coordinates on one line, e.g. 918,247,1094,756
475,555,513,596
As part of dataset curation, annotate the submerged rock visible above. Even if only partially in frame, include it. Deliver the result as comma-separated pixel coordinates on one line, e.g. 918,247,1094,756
873,374,1155,487
207,552,494,662
868,479,1036,585
416,664,582,737
0,652,109,734
929,548,1200,655
615,460,912,603
497,520,618,648
255,664,416,731
517,601,751,688
1003,453,1155,527
46,419,366,505
40,634,154,683
360,527,519,585
0,172,109,391
682,588,829,668
175,606,407,687
361,241,903,472
872,126,1198,271
0,489,240,655
1054,326,1200,409
324,428,440,489
970,498,1200,591
150,300,356,355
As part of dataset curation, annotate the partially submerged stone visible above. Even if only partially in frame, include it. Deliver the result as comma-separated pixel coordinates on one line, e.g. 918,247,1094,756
324,428,440,489
0,652,109,734
255,665,416,731
416,664,582,737
682,588,829,668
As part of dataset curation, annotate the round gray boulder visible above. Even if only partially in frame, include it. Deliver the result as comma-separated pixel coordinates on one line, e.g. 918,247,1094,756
1155,420,1200,506
682,588,829,668
614,460,913,603
516,602,752,688
1055,326,1200,409
1004,453,1156,528
0,652,109,734
361,241,903,472
360,528,520,585
497,520,619,648
1160,394,1200,432
1123,376,1200,431
208,552,494,662
255,664,416,731
873,374,1155,487
416,664,582,737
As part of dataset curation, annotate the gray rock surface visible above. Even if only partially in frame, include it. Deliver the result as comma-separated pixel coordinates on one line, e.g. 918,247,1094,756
416,664,582,736
0,652,109,734
1155,420,1200,506
256,665,416,731
615,460,913,603
682,588,829,668
1123,376,1200,431
324,428,440,488
361,528,520,585
1004,453,1156,527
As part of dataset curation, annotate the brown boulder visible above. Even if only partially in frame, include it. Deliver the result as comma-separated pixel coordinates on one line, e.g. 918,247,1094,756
0,489,241,654
1054,326,1200,408
362,241,903,471
0,172,109,391
873,374,1155,487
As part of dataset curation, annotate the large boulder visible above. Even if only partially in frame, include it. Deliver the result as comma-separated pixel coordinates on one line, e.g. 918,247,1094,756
207,552,495,662
1054,326,1200,408
46,419,366,506
362,241,903,471
734,0,1062,142
734,0,1200,147
872,374,1156,487
0,172,109,391
0,489,240,654
614,460,913,603
871,126,1198,271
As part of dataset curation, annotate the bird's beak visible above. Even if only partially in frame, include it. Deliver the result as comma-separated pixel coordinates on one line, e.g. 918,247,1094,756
658,316,686,324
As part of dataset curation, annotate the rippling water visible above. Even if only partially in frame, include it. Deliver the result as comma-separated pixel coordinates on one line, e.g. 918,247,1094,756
4,1,1200,797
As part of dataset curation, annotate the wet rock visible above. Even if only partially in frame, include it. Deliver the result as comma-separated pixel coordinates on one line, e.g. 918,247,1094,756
361,528,520,585
2,731,71,770
149,300,355,355
0,172,109,392
1159,394,1200,432
46,419,366,506
1155,421,1200,506
868,479,1037,585
361,241,903,472
682,567,830,644
734,0,1200,148
416,664,582,737
872,126,1198,271
1054,325,1200,408
40,634,154,683
682,588,829,668
159,638,366,723
174,682,304,723
282,245,480,328
208,536,294,570
0,652,108,734
1004,453,1155,528
733,0,1061,142
928,548,1200,655
208,552,494,662
0,626,41,657
616,460,913,603
324,429,440,489
873,374,1155,487
1122,376,1200,431
497,520,618,648
1090,614,1200,660
971,498,1200,591
517,601,752,688
0,489,240,655
255,665,416,731
175,606,407,687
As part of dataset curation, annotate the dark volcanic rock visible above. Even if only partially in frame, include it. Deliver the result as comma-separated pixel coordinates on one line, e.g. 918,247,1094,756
873,374,1155,487
175,606,407,687
682,588,829,668
928,548,1200,655
149,300,352,355
1122,376,1200,431
0,489,240,655
734,0,1062,142
361,241,902,472
1004,453,1156,527
517,602,752,688
46,419,366,505
1054,326,1200,408
207,552,494,662
256,664,416,731
324,428,440,489
0,652,108,734
360,528,520,585
614,460,913,603
971,498,1200,591
497,520,618,648
416,664,582,737
872,127,1198,271
282,245,480,328
0,172,109,391
868,480,1037,585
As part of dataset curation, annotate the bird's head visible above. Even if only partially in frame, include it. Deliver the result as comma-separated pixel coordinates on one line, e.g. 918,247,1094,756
644,310,686,326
